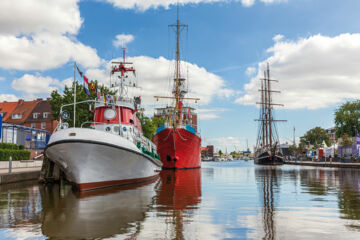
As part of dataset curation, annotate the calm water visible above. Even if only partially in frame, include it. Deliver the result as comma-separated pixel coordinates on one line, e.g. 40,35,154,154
1,161,360,239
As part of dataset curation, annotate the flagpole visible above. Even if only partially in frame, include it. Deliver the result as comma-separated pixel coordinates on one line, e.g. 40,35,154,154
74,62,76,127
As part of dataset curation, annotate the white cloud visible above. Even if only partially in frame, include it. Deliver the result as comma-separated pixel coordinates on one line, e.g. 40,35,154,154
113,34,135,48
198,108,228,120
236,33,360,110
11,74,71,97
86,55,233,105
241,0,255,7
273,34,284,42
104,0,285,10
204,136,247,152
260,0,287,4
0,33,101,70
0,94,18,102
0,0,101,71
245,67,256,77
0,0,82,35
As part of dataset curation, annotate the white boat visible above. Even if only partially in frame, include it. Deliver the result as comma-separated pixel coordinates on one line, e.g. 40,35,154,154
45,50,162,191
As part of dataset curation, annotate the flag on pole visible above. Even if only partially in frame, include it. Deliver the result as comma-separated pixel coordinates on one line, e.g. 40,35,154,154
97,88,101,101
76,64,83,78
83,75,90,95
90,81,96,94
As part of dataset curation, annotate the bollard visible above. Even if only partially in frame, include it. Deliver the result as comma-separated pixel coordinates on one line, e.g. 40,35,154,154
9,156,12,173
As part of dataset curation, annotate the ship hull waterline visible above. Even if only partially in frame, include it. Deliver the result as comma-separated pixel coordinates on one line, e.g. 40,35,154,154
153,128,201,169
254,150,284,165
45,129,162,191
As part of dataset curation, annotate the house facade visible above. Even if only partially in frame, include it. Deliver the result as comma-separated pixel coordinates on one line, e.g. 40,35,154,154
0,98,57,133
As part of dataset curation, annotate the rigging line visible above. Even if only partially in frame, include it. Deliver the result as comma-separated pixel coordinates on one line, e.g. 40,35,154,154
175,129,188,141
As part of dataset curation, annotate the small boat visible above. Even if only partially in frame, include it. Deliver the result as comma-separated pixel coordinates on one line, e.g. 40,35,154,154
45,49,162,191
254,63,285,165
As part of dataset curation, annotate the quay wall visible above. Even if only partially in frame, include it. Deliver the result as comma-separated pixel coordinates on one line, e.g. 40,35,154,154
0,160,43,169
285,161,360,168
0,171,40,185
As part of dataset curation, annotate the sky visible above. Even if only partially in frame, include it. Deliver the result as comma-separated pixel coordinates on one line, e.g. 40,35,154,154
1,0,360,152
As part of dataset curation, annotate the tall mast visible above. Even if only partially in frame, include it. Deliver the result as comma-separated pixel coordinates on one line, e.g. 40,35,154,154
174,7,181,129
255,63,286,155
264,70,268,147
267,63,272,148
154,5,200,128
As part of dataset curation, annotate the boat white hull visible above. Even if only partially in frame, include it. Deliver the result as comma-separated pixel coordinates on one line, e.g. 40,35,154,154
45,128,162,191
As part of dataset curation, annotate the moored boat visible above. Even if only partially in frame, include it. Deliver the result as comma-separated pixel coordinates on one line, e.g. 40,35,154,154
45,49,162,191
254,63,285,165
152,10,201,169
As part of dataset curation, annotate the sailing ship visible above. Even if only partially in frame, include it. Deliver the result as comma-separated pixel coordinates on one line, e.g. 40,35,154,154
254,63,286,165
152,10,201,169
44,49,162,191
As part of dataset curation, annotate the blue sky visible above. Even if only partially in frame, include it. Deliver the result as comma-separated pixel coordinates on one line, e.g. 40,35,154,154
1,0,360,151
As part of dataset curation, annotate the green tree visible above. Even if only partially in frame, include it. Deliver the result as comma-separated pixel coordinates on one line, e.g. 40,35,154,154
301,127,330,149
341,133,353,147
335,101,360,138
218,150,223,156
137,111,166,140
50,81,115,127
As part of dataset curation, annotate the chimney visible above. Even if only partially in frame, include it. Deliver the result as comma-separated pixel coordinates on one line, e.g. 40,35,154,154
18,99,24,105
36,98,43,102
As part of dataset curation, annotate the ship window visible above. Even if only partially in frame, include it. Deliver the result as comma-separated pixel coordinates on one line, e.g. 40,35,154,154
166,155,171,162
106,126,111,132
130,119,134,124
113,126,120,133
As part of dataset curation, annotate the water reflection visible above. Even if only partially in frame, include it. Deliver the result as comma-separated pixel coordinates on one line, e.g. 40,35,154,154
41,179,161,239
154,169,201,239
255,167,280,240
2,163,360,239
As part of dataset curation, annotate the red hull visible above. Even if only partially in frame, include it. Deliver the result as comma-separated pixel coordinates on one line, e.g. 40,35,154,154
153,128,201,169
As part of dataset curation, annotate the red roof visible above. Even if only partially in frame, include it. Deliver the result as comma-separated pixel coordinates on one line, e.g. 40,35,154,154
201,147,207,151
5,99,38,124
0,101,19,121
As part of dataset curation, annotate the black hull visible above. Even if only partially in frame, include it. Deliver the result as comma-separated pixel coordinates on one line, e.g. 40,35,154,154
254,150,284,165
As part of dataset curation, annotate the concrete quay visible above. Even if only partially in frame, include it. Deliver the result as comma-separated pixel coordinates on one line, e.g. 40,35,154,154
284,160,360,168
0,160,42,185
0,169,41,185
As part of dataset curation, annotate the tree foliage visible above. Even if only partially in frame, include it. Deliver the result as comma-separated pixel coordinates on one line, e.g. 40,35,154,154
137,112,166,140
50,81,115,127
341,133,353,147
300,127,330,148
335,101,360,138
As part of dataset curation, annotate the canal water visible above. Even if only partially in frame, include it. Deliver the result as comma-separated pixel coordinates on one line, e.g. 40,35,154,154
1,161,360,239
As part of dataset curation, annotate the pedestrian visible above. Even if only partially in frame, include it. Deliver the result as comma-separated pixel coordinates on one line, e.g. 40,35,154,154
329,155,332,164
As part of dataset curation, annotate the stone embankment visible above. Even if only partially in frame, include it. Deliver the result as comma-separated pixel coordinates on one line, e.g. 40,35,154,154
0,160,42,185
284,161,360,168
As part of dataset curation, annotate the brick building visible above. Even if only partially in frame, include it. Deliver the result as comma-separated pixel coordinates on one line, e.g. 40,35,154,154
201,145,214,158
154,106,198,131
0,98,57,133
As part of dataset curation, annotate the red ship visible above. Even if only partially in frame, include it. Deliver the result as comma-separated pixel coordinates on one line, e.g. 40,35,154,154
152,12,201,169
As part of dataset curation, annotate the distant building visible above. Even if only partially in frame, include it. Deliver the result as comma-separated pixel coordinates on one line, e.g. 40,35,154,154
201,147,207,158
326,127,337,143
0,98,57,134
201,145,214,158
154,106,198,131
206,145,214,158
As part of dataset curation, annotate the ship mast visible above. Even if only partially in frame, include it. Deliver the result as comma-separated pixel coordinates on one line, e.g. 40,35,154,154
256,64,286,151
174,7,182,128
154,5,199,129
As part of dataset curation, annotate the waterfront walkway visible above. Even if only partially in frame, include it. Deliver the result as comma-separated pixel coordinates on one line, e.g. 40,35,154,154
284,160,360,168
